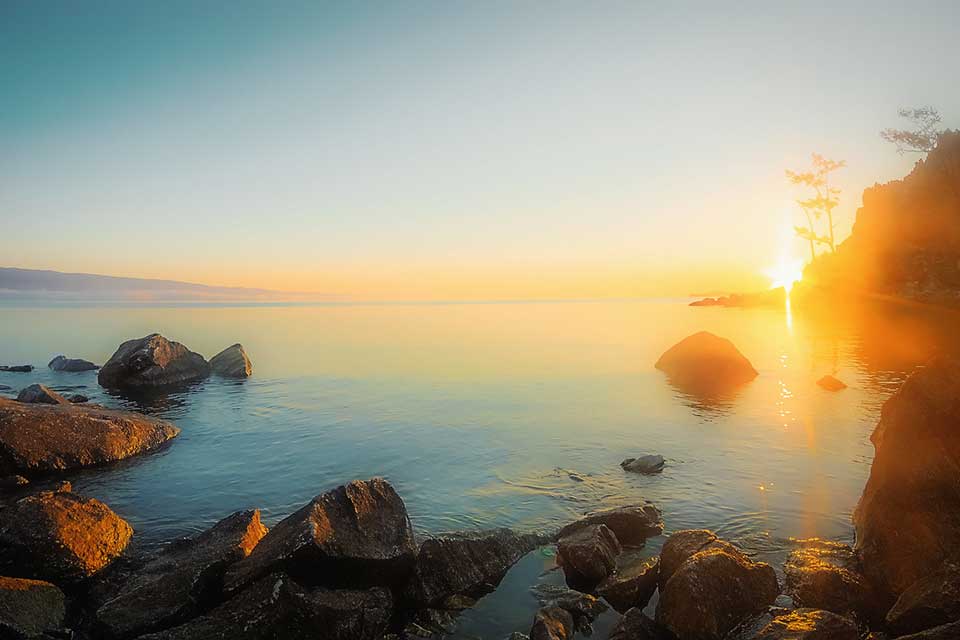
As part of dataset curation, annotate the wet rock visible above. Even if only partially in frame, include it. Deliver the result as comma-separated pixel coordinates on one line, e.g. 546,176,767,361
96,509,268,639
405,528,544,606
138,573,391,640
225,478,416,592
403,607,460,637
208,344,252,378
98,334,210,389
658,529,742,589
608,608,662,640
853,357,960,600
0,489,132,582
0,366,33,373
783,539,874,620
655,331,758,391
530,584,608,622
530,606,574,640
896,621,960,640
596,552,659,613
752,608,858,640
0,575,66,638
885,562,960,636
656,545,779,640
15,384,69,405
48,355,99,372
620,455,665,474
557,524,621,590
558,502,663,547
0,475,28,489
816,376,847,391
0,397,180,475
66,394,89,403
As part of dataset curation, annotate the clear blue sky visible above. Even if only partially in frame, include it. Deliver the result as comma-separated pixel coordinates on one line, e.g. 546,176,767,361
2,1,956,298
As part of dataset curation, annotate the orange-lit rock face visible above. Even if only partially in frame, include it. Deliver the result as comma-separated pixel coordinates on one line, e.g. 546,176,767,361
0,490,132,582
754,609,858,640
854,356,960,600
784,538,876,621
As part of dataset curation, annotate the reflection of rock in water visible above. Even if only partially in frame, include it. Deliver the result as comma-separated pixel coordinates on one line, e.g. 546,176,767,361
665,377,742,419
102,381,202,416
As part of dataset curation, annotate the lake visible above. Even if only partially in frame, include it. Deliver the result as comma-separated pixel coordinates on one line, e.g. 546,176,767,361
1,297,956,637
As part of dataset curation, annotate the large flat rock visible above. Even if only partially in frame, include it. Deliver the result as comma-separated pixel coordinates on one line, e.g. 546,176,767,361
0,397,180,475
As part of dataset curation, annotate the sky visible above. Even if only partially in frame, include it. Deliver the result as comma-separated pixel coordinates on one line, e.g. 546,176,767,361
1,1,957,300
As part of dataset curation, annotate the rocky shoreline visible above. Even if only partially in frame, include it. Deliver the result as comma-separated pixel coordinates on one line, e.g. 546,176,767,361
1,333,958,639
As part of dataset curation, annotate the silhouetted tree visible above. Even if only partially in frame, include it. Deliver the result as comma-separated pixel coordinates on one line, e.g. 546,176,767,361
786,154,846,258
880,106,943,154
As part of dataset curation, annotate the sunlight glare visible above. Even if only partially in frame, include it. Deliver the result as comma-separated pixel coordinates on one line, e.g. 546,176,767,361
764,257,804,293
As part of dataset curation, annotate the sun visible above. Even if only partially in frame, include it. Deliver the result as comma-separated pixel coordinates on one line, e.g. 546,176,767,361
764,256,804,293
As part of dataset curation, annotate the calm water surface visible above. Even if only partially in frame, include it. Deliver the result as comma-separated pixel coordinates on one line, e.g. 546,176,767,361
1,298,956,637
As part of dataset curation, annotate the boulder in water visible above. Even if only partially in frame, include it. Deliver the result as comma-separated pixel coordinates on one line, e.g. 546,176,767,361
15,384,69,405
816,375,847,391
0,488,132,582
208,344,252,378
225,478,416,592
98,334,210,388
655,331,758,391
0,575,66,638
556,524,621,590
853,357,960,600
0,397,180,475
620,454,665,474
48,355,99,372
0,365,33,373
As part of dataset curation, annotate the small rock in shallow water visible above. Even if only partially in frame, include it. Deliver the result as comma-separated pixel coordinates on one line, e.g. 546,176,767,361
0,365,33,373
66,393,89,403
620,454,665,474
48,355,99,372
16,384,69,405
0,575,66,638
816,375,847,391
530,606,574,640
209,343,253,378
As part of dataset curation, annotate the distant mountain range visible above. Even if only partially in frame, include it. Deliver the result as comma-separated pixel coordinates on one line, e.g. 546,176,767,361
0,267,292,301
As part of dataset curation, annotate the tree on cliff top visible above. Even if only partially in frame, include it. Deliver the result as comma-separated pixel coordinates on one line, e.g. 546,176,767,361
881,106,943,154
786,154,846,259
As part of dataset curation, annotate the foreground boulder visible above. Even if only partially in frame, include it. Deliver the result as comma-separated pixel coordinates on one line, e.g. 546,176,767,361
656,537,779,640
15,384,69,405
620,454,665,474
558,502,663,547
783,539,875,621
897,621,960,640
753,608,858,640
885,562,960,636
208,344,252,378
225,478,416,592
608,608,661,640
658,529,742,588
655,331,758,391
530,606,574,640
0,575,66,638
0,489,132,582
816,375,847,391
48,355,99,372
404,528,543,606
853,357,960,599
96,509,268,638
557,524,621,590
138,573,391,640
98,334,210,389
597,552,659,613
0,397,180,475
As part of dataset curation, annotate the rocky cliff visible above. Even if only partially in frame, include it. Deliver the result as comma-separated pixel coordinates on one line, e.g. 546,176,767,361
799,131,960,306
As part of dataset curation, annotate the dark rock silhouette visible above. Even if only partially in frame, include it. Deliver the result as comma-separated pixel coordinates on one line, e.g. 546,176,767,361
0,365,33,373
607,607,661,640
98,334,210,389
48,355,99,372
0,575,66,638
885,562,960,636
16,384,69,405
656,332,758,395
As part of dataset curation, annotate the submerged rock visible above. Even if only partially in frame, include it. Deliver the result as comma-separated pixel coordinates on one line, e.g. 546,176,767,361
15,384,69,405
225,478,416,592
656,541,779,640
0,397,180,475
405,528,543,606
853,357,960,600
620,454,665,474
557,524,621,590
753,608,858,640
530,606,574,640
138,573,392,640
558,502,663,547
0,365,33,373
208,344,252,378
96,509,268,639
98,334,210,389
655,331,758,391
816,375,847,391
596,552,659,613
885,562,960,636
48,355,99,372
783,539,874,621
0,489,132,582
0,575,66,638
67,393,90,403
